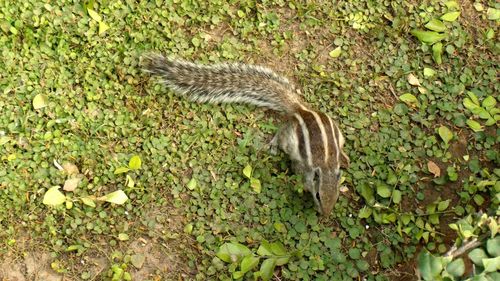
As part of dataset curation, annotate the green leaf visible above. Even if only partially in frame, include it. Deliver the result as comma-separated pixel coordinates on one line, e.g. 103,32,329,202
392,190,402,204
183,223,193,234
425,19,446,32
33,94,48,109
482,256,500,272
216,243,252,263
444,1,459,9
359,183,375,205
482,96,497,110
257,241,273,256
243,164,252,178
473,194,484,205
487,236,500,257
118,233,129,241
466,91,480,105
411,30,447,44
240,256,259,273
446,258,465,277
259,258,276,281
468,248,488,266
97,190,128,205
401,214,412,225
399,93,418,106
42,186,66,206
441,12,460,22
358,206,372,219
329,46,342,58
423,68,436,77
87,8,102,22
417,250,443,281
232,271,244,280
485,28,495,40
273,222,287,233
437,199,450,211
114,167,130,174
432,42,443,64
250,178,261,193
487,8,500,21
0,136,10,146
466,119,483,132
187,178,197,190
81,196,96,208
128,155,142,170
463,98,480,111
438,126,453,144
270,242,287,256
376,184,391,198
275,256,290,266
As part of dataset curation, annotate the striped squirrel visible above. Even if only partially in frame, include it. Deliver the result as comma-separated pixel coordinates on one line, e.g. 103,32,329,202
142,54,350,215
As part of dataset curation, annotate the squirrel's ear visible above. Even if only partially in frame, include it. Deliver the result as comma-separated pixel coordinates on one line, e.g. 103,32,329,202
340,150,350,168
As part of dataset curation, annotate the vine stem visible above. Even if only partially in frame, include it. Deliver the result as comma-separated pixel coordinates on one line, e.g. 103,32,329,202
444,232,489,259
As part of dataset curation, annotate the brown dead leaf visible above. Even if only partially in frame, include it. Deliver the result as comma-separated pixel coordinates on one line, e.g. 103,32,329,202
63,177,81,192
427,161,441,177
62,162,79,175
407,73,421,86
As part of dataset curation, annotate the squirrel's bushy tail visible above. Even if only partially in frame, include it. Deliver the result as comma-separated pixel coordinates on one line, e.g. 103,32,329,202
142,54,302,113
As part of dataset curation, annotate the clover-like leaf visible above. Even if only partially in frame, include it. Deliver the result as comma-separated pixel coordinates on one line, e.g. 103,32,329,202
376,184,392,198
487,236,500,257
482,256,500,272
445,258,464,277
417,250,443,281
468,248,488,266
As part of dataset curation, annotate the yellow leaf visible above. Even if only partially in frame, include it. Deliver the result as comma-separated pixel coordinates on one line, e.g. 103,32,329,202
33,94,48,109
407,73,421,86
87,8,102,22
99,21,110,35
63,177,81,192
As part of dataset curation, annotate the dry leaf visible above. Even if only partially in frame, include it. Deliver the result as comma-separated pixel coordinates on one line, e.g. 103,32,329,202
407,73,421,86
62,162,79,175
427,161,441,177
63,177,81,192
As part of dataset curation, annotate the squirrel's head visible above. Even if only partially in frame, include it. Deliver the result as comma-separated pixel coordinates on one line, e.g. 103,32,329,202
306,148,349,215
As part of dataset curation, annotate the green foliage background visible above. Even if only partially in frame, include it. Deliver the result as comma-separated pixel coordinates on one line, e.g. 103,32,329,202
0,0,498,280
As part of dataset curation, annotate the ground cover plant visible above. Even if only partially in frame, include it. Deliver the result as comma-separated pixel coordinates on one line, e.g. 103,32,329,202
0,0,498,280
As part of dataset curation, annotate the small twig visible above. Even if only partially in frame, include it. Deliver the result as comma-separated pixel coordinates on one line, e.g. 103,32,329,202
444,232,489,259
